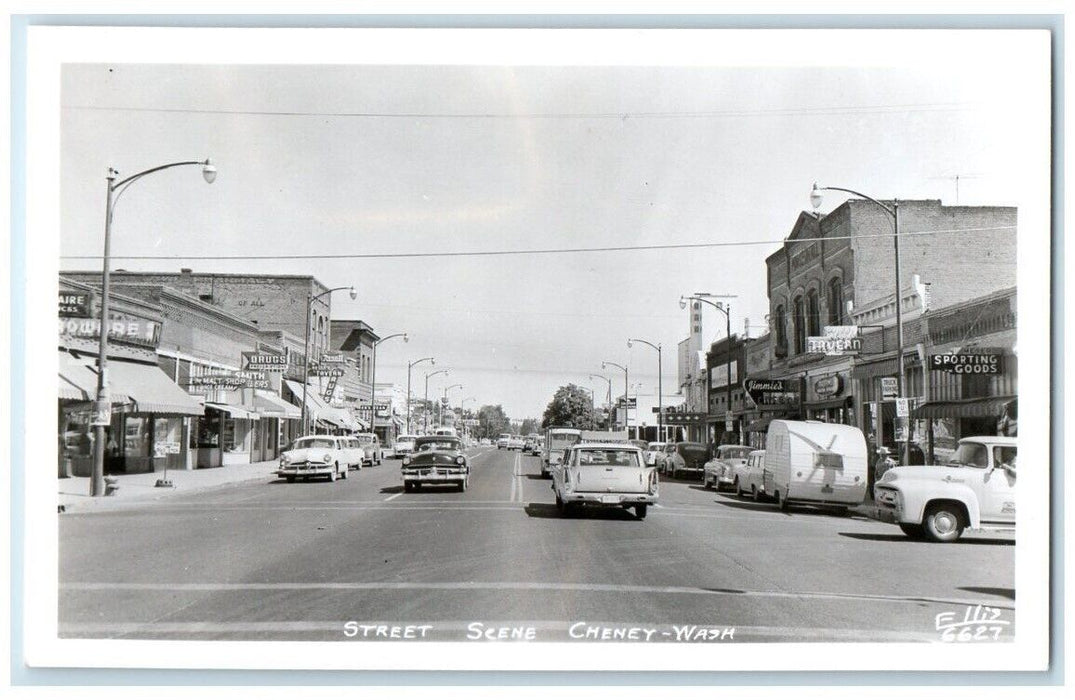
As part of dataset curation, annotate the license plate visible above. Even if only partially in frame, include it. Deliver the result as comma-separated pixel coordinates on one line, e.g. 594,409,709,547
600,494,620,504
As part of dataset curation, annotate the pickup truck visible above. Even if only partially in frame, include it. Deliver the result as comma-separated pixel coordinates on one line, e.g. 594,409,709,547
873,436,1016,542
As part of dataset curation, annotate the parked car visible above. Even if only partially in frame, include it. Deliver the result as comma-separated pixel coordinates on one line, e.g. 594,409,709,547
507,435,526,451
762,420,868,513
665,441,709,480
644,442,666,466
393,434,418,459
401,434,471,492
353,432,382,467
741,449,767,500
497,432,513,450
550,442,658,519
702,444,754,491
874,436,1016,542
276,435,352,483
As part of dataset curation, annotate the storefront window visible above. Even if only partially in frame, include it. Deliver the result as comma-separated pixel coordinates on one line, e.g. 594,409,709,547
197,414,221,448
63,410,94,457
223,418,251,454
153,417,183,458
124,416,152,458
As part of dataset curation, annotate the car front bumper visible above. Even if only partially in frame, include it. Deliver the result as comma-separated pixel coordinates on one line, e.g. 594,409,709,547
278,464,333,477
403,467,468,483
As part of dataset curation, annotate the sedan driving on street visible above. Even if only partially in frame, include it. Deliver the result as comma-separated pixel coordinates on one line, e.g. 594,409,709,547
401,435,471,492
276,435,351,483
550,442,658,519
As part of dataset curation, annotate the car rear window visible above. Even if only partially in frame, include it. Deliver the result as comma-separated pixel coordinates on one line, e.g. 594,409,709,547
576,449,641,467
677,443,708,460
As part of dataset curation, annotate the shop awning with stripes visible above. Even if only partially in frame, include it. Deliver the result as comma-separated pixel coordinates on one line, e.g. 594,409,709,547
205,402,259,420
58,352,126,402
105,360,205,416
252,392,301,419
914,396,1016,420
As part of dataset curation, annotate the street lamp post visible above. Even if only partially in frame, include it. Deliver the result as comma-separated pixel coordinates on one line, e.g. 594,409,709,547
405,357,435,434
681,295,734,445
628,338,662,442
601,361,629,433
441,383,462,426
462,397,476,440
301,285,358,436
424,369,449,433
811,183,908,466
589,375,613,431
370,332,408,434
90,158,217,497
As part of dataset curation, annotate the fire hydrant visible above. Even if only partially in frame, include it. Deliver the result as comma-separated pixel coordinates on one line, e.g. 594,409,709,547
103,475,120,496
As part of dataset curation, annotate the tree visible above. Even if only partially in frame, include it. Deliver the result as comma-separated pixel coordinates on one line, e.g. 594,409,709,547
541,384,596,430
476,404,511,440
519,418,540,435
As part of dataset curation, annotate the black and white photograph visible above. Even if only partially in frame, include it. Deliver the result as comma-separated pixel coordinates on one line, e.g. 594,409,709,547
12,15,1055,680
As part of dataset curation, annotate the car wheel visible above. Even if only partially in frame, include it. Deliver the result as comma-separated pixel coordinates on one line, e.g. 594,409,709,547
555,494,566,516
341,466,348,480
751,484,760,501
899,523,925,539
734,478,742,497
634,504,648,519
923,503,965,542
328,465,337,482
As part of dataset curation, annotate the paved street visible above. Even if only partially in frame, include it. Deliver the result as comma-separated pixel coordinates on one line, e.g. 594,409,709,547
59,446,1015,644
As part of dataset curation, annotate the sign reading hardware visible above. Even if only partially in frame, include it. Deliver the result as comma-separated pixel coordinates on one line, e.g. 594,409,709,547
242,350,288,371
929,353,1002,375
59,317,161,348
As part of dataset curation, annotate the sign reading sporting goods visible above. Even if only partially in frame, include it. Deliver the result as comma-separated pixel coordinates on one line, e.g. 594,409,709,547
929,353,1002,374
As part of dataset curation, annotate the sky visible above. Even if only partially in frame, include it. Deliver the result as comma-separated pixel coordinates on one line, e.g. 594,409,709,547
57,31,1047,419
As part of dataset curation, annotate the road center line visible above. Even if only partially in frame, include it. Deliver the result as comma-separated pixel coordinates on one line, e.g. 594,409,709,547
383,492,402,502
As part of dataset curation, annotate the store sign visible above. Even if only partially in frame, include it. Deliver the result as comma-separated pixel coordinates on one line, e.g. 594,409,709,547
709,363,739,389
189,370,270,390
59,291,93,317
319,352,346,366
929,353,1002,375
309,364,345,377
743,378,799,410
59,317,161,348
664,411,707,425
880,377,899,400
895,398,910,418
242,350,288,371
813,375,844,398
806,326,862,356
616,397,638,408
90,399,112,427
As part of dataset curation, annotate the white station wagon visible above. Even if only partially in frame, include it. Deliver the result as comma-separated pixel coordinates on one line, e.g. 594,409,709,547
551,443,658,519
277,435,353,483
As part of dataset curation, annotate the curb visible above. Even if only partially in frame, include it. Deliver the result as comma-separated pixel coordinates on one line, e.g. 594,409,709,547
58,468,280,513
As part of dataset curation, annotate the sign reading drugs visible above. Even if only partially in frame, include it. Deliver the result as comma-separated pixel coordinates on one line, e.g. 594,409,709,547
929,353,1002,375
242,350,288,371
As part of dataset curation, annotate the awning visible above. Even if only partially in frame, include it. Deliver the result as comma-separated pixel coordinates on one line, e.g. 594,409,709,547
58,352,126,403
252,392,301,419
106,360,205,416
284,380,363,430
205,402,259,420
914,396,1017,420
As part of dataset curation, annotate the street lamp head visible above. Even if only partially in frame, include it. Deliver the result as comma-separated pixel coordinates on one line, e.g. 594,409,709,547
679,297,688,310
348,286,358,301
202,159,217,184
626,339,633,349
403,333,410,343
601,362,607,370
810,182,824,211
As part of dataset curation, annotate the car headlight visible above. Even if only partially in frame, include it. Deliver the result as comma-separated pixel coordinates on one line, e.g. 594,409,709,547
402,456,411,466
456,455,466,465
323,453,333,463
879,471,897,483
280,454,291,465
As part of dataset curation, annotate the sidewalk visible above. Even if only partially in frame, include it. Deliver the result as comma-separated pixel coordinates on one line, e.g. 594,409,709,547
58,459,281,512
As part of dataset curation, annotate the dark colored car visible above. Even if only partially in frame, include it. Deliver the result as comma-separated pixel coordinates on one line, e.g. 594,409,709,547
665,441,709,480
401,435,470,492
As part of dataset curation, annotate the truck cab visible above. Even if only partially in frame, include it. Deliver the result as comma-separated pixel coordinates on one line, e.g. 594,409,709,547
874,436,1016,542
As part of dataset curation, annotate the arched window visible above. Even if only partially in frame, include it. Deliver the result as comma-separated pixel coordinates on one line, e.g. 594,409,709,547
828,278,844,325
807,289,821,337
793,295,806,355
774,304,787,357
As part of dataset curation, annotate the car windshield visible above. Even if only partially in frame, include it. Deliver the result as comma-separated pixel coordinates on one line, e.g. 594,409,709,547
576,449,641,467
293,438,335,450
947,442,990,468
415,438,461,452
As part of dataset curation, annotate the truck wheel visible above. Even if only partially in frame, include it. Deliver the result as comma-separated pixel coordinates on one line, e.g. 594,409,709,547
923,504,965,542
634,504,648,519
899,523,925,539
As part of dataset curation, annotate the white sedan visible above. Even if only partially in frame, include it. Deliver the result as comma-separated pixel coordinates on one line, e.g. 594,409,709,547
277,435,351,483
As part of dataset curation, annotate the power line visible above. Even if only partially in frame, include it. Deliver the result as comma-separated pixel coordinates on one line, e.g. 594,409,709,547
62,102,975,120
58,225,1017,262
